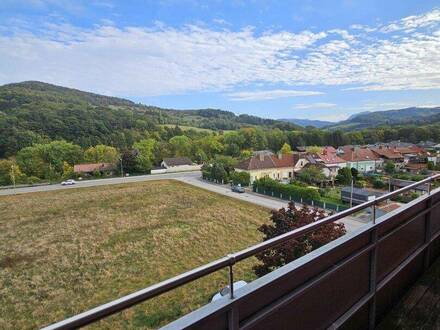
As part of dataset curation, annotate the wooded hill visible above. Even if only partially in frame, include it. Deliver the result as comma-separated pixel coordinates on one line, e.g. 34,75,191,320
325,107,440,130
0,81,298,157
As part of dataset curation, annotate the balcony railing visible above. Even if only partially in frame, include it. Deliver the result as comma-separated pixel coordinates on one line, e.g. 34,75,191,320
42,174,440,330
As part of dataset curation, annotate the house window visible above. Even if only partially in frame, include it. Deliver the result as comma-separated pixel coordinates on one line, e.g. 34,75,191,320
288,172,292,178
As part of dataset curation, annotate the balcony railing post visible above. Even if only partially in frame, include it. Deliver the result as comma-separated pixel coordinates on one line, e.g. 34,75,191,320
372,202,377,224
368,228,378,330
228,255,236,299
424,194,433,270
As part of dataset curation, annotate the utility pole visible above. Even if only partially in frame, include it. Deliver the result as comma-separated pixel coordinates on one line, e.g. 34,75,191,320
120,158,123,178
350,178,354,208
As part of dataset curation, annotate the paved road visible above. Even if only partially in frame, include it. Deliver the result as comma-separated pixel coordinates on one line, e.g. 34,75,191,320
0,171,201,196
0,170,367,232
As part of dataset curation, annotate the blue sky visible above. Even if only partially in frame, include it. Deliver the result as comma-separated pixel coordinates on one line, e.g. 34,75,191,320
1,1,440,121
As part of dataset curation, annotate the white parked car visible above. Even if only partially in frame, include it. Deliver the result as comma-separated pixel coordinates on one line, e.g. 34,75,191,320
211,280,248,302
61,179,76,186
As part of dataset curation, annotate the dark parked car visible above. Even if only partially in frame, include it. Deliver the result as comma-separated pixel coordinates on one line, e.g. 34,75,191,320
231,184,245,193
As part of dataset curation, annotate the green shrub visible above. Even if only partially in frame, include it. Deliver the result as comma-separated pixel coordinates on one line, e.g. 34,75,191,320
373,179,386,189
230,171,250,186
253,178,320,201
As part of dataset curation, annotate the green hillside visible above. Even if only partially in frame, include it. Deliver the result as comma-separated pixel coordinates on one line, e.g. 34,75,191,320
0,81,299,157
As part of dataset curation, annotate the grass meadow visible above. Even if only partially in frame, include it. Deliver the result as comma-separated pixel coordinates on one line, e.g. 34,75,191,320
0,180,270,329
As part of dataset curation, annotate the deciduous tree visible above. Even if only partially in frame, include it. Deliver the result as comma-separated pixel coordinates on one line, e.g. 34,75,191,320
254,202,346,277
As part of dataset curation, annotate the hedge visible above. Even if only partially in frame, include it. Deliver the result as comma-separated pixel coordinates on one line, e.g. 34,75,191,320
253,177,320,201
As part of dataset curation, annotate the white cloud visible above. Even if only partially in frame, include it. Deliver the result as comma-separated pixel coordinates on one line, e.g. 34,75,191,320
292,102,337,109
228,89,323,101
0,9,440,96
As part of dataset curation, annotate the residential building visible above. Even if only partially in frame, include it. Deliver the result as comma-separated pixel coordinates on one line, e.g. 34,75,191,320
153,157,201,173
74,163,115,175
305,148,347,179
371,146,405,170
338,146,382,173
235,152,308,184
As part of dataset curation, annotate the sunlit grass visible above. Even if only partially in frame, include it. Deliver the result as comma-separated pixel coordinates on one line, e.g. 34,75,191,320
0,180,269,329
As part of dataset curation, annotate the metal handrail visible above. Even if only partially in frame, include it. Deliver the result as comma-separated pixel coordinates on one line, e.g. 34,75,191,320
42,174,440,330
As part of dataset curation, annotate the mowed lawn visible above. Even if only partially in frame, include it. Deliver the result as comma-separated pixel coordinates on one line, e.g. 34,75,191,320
0,180,270,329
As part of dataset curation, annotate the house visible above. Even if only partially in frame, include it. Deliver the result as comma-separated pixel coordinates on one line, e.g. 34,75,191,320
371,146,405,170
155,157,201,173
341,186,384,205
338,146,382,173
74,163,115,175
235,152,308,184
404,162,427,174
305,148,347,179
162,157,193,168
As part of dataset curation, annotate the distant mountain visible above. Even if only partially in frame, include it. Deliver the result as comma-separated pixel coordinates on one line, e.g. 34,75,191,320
0,81,300,157
279,118,334,128
326,107,440,130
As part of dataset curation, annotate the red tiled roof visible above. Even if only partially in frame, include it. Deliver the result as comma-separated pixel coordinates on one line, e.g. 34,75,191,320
339,147,380,162
396,146,426,155
236,153,299,170
316,152,346,164
323,146,337,153
74,163,115,173
371,148,404,160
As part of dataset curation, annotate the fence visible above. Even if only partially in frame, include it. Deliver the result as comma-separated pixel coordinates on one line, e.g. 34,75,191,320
253,185,350,212
42,174,440,330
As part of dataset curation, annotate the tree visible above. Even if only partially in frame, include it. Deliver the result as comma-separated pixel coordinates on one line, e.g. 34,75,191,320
297,165,325,185
16,140,83,179
351,167,359,181
254,202,346,277
169,135,192,157
384,161,395,174
279,143,292,155
230,171,250,186
84,145,119,163
0,159,26,186
240,149,252,160
336,167,352,185
62,161,74,179
133,139,156,172
267,128,288,151
196,135,223,159
306,146,323,154
121,149,138,174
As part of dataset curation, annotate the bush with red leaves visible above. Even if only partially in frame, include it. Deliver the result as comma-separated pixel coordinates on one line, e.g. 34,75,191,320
254,202,346,277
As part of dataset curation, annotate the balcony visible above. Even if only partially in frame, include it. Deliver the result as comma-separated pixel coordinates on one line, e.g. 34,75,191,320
43,175,440,330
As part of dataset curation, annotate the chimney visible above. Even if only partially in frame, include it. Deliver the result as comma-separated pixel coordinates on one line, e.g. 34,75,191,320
259,153,264,162
277,152,282,160
323,149,327,156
